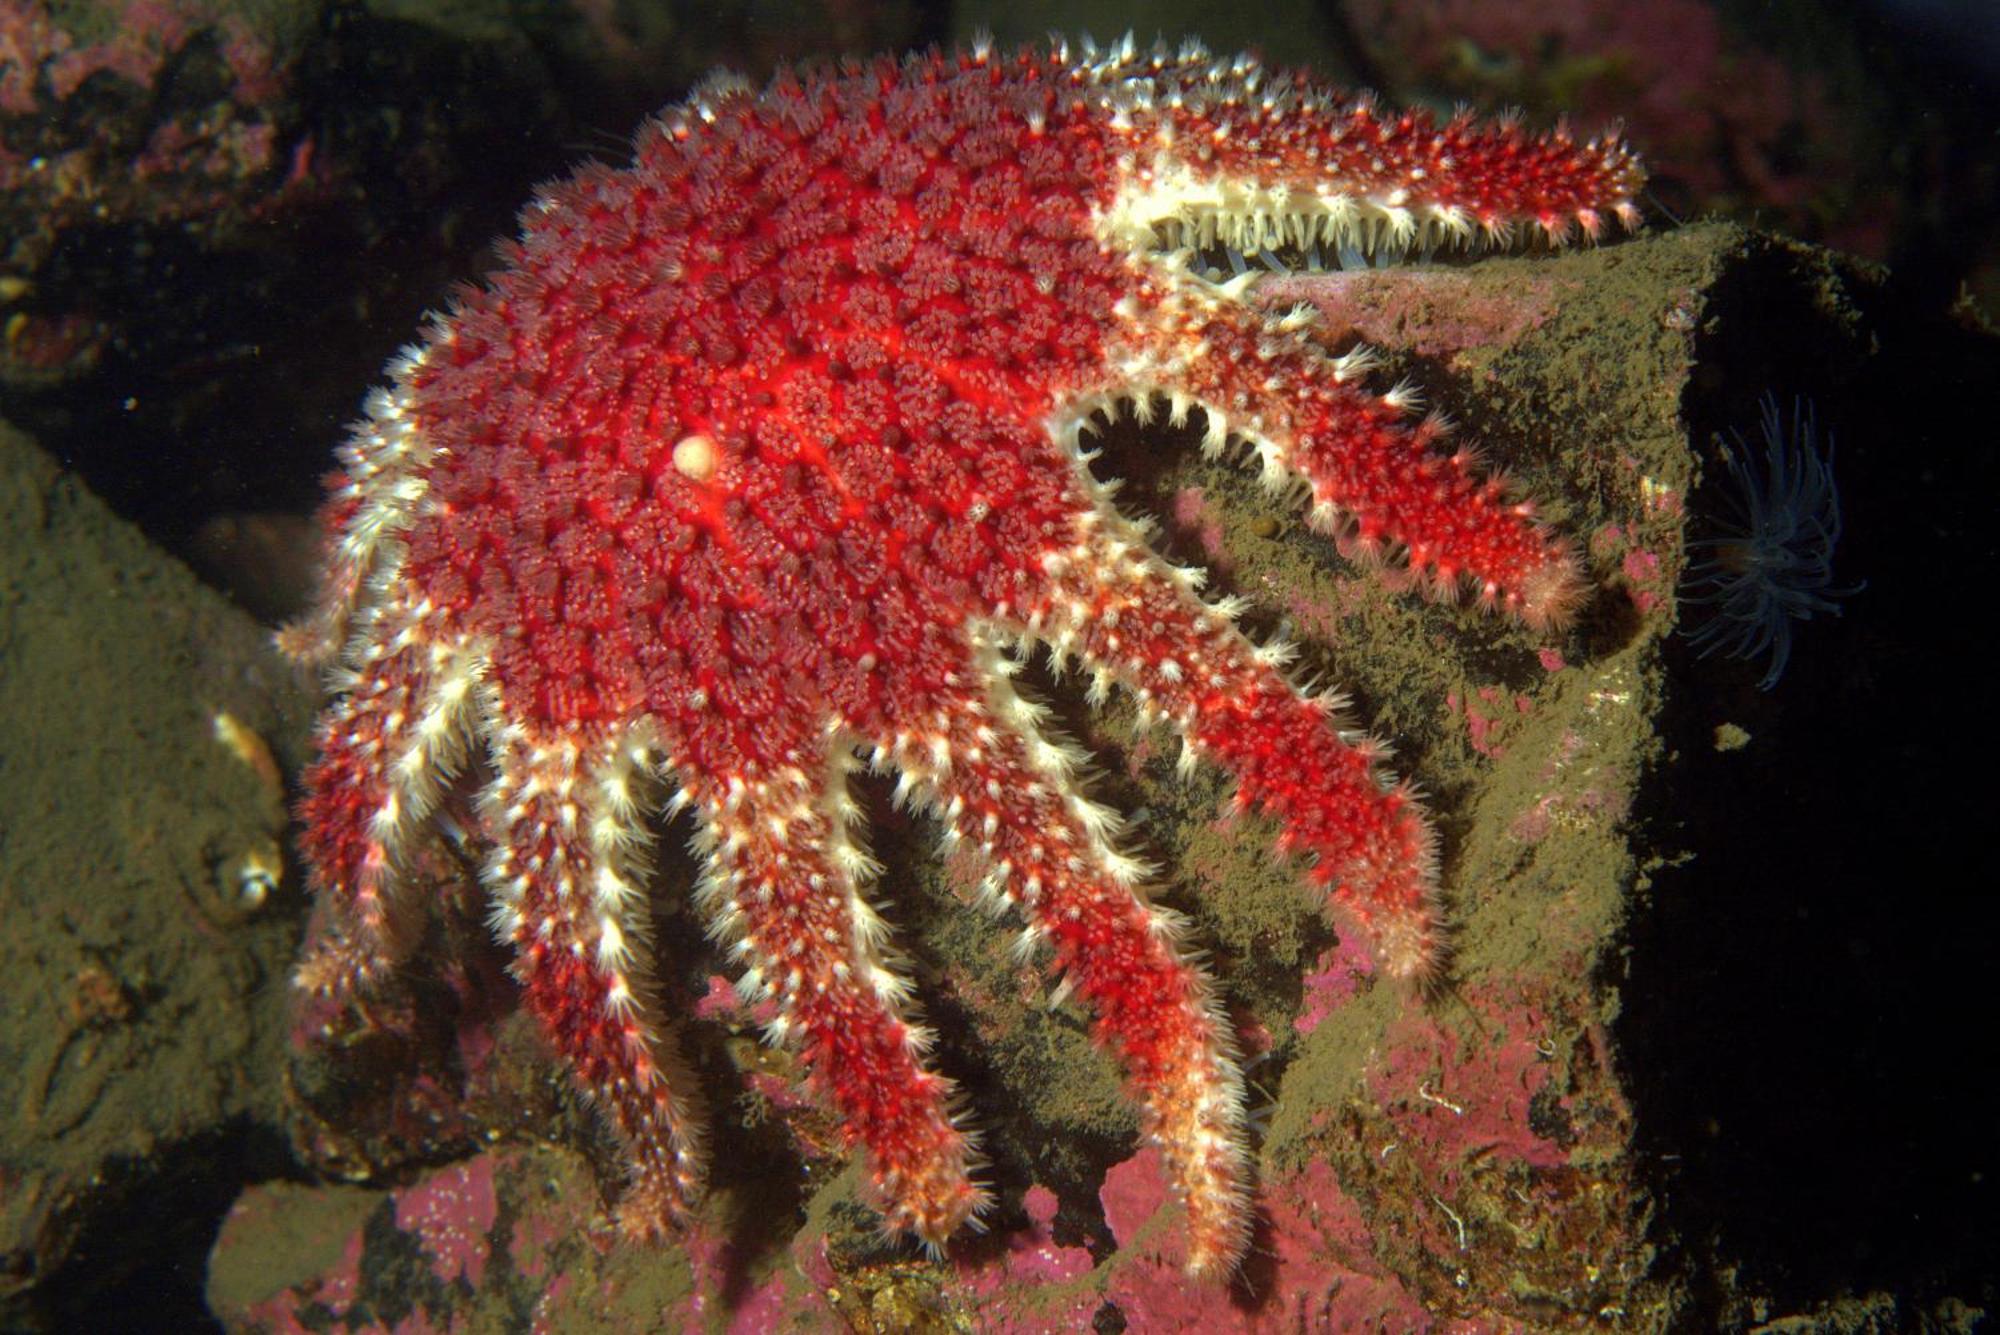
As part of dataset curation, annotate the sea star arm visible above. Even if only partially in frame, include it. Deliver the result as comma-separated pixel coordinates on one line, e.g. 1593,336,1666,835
1100,280,1584,628
484,721,708,1234
897,656,1253,1277
277,368,441,669
692,745,988,1244
1031,516,1443,982
1146,73,1644,249
292,605,484,996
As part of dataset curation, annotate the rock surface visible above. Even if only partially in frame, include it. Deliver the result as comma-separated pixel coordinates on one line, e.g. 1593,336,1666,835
0,417,312,1327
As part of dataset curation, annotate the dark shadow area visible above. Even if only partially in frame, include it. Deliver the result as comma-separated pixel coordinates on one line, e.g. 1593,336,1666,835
24,1122,294,1335
1621,234,1999,1321
7,11,596,549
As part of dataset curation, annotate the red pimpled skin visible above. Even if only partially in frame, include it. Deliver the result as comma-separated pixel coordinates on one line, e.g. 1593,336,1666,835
283,37,1641,1279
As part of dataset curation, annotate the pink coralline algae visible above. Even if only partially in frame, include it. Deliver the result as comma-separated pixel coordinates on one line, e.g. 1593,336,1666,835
1368,996,1574,1190
674,1227,803,1334
1447,684,1535,760
211,1150,564,1332
1093,1147,1435,1330
1294,930,1379,1036
947,1186,1099,1332
1595,521,1676,618
393,1157,499,1290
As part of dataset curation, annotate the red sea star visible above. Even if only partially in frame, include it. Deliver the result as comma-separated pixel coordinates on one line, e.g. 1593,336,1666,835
280,36,1643,1278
